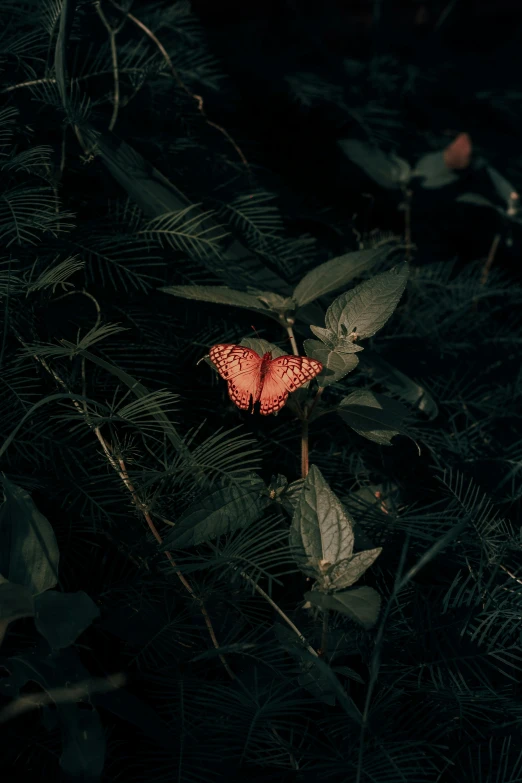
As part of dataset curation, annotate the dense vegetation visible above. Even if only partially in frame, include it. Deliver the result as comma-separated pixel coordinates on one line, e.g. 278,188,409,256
1,1,522,781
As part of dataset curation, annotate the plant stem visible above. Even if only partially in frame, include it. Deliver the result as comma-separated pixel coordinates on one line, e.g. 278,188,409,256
320,610,329,656
403,188,413,262
240,571,319,658
287,324,299,356
480,232,501,286
301,418,309,478
21,340,234,680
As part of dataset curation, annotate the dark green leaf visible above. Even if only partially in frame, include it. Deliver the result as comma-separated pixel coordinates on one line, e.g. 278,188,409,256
457,193,497,210
54,0,76,108
337,389,413,446
239,337,286,358
338,140,411,189
293,248,387,307
162,476,267,549
487,166,518,206
290,465,354,576
60,704,105,779
413,151,459,189
308,325,337,349
0,577,34,645
361,351,438,419
0,477,59,594
325,264,409,340
305,586,381,629
304,340,359,386
328,548,382,590
34,590,100,650
160,284,276,314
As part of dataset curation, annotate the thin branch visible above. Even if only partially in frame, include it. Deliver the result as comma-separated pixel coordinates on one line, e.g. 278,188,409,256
18,333,235,680
107,0,250,174
240,571,319,658
286,324,299,357
301,418,309,479
480,232,502,286
95,1,123,132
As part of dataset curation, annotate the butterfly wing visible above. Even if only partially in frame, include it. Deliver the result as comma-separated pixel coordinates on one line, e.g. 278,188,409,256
259,355,323,415
209,344,263,412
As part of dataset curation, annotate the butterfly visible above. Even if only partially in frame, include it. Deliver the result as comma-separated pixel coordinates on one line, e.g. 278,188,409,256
209,344,323,415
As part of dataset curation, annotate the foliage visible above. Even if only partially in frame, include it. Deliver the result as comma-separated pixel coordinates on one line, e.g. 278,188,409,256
0,2,521,782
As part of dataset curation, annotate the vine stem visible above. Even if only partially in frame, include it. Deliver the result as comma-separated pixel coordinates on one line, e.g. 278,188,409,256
480,232,502,286
19,333,234,680
301,419,309,479
403,188,413,262
240,571,319,658
286,324,299,357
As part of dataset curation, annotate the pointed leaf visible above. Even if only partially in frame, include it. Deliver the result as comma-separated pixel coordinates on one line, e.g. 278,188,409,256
338,389,413,446
487,166,519,207
338,140,410,189
305,586,381,629
162,476,267,549
0,576,34,645
328,548,382,589
293,248,387,307
159,285,278,317
35,590,100,650
361,351,438,419
0,478,59,594
304,340,359,386
309,325,337,348
413,151,459,189
325,264,409,340
290,466,354,575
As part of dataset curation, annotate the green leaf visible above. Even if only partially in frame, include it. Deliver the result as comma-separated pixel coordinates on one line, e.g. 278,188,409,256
304,340,359,387
162,476,267,549
0,576,34,645
487,166,518,206
293,248,387,307
0,477,59,595
324,264,409,340
290,465,355,576
54,0,76,108
361,351,439,419
305,586,381,629
308,325,337,349
337,389,412,446
328,548,382,589
239,337,286,359
60,704,105,778
34,590,100,650
338,139,411,189
413,151,459,189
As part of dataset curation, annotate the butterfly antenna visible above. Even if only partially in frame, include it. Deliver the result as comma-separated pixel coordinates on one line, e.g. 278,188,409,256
250,325,261,339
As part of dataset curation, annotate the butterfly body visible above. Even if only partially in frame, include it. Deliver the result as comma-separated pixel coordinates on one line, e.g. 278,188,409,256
209,344,323,415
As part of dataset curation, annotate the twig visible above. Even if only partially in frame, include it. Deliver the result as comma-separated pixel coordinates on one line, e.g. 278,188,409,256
107,0,250,174
18,333,234,680
480,232,502,286
240,571,319,658
0,673,126,724
95,1,124,132
286,324,299,357
301,419,309,479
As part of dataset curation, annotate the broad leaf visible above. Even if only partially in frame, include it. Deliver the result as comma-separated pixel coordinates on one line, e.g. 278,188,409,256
60,704,105,779
325,264,409,340
162,476,267,549
328,548,382,590
338,140,411,189
308,325,337,349
0,576,34,645
293,248,387,307
0,477,59,594
487,166,519,207
290,466,354,576
159,285,278,316
361,351,438,419
239,337,286,358
304,340,359,386
337,389,411,446
35,590,100,650
305,586,381,629
413,151,459,189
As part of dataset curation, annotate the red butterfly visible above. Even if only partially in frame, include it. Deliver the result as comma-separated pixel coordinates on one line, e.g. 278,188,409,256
209,344,323,415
